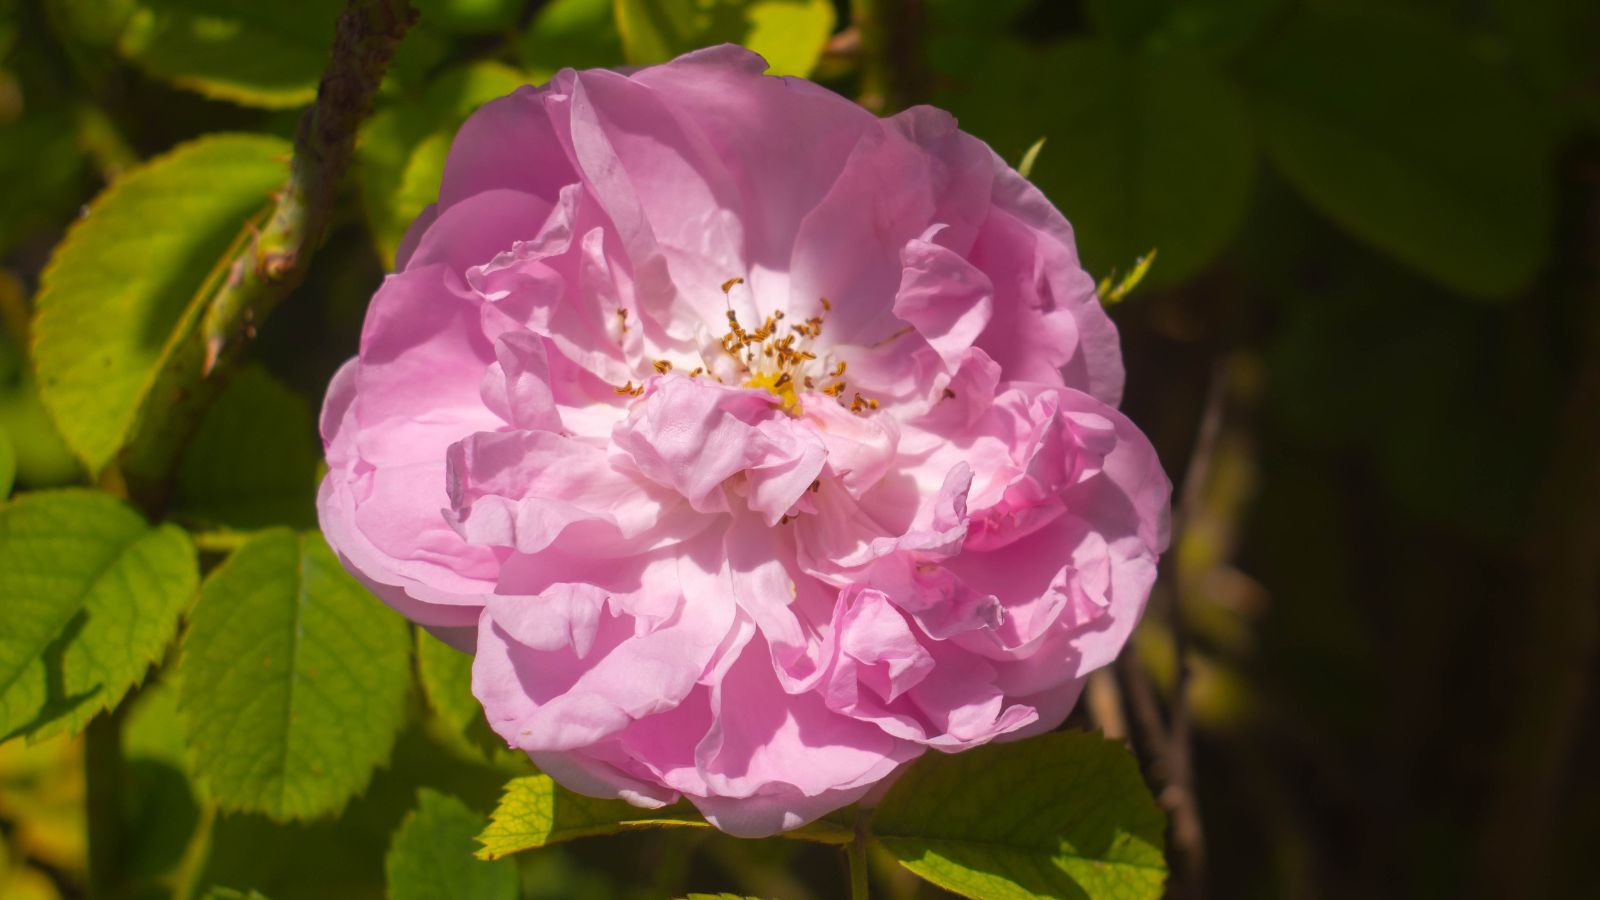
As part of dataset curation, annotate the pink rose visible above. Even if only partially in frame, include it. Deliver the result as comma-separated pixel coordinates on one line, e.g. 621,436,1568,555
319,46,1169,837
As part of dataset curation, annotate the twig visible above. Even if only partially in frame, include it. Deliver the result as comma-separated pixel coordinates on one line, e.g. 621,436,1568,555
1164,359,1227,894
1118,358,1228,897
117,0,417,506
1085,668,1130,742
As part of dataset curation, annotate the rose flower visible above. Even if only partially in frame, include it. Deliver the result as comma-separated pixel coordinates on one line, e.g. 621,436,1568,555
319,46,1169,837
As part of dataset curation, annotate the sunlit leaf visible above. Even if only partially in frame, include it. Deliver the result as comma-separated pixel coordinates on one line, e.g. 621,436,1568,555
615,0,835,77
178,529,410,820
520,0,624,80
31,134,290,476
871,731,1167,900
0,490,196,742
475,775,705,859
358,62,527,267
117,0,342,108
477,774,851,859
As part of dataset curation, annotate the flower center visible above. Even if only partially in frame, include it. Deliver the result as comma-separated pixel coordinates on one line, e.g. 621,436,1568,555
718,279,876,416
613,278,878,416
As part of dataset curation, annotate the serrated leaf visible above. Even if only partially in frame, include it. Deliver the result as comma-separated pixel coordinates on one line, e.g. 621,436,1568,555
386,789,517,900
172,366,317,529
475,774,707,859
177,529,410,820
616,0,835,77
359,62,527,267
520,0,624,80
31,133,291,476
871,731,1167,900
0,490,197,742
117,0,342,108
1247,7,1551,298
938,39,1252,287
476,773,852,858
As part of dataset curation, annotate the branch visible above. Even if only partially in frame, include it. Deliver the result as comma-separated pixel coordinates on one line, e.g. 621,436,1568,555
1118,358,1228,899
201,0,416,373
118,0,417,505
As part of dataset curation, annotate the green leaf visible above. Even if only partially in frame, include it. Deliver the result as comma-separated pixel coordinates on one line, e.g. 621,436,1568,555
123,679,207,888
386,789,518,900
519,0,624,80
413,0,521,34
415,628,521,768
0,490,197,742
117,0,342,108
0,107,90,257
1086,0,1284,57
0,428,13,499
477,774,854,859
415,629,478,742
202,889,272,900
871,731,1167,900
359,62,528,267
939,40,1253,287
172,366,317,529
0,292,81,489
177,529,411,820
31,133,291,476
1246,6,1552,298
475,774,707,859
615,0,835,77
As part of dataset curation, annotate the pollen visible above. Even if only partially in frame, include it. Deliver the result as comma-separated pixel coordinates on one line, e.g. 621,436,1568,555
708,286,878,415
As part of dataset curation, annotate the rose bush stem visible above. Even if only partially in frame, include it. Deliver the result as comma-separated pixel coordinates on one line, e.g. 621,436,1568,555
849,811,872,900
117,0,418,507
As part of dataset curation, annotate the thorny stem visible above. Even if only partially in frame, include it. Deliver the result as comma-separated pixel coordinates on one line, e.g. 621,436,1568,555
117,0,417,507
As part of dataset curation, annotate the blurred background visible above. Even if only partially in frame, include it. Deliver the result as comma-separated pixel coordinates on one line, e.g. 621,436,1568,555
2,0,1596,898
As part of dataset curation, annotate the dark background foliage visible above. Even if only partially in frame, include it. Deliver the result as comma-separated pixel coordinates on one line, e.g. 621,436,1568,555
1,0,1596,898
